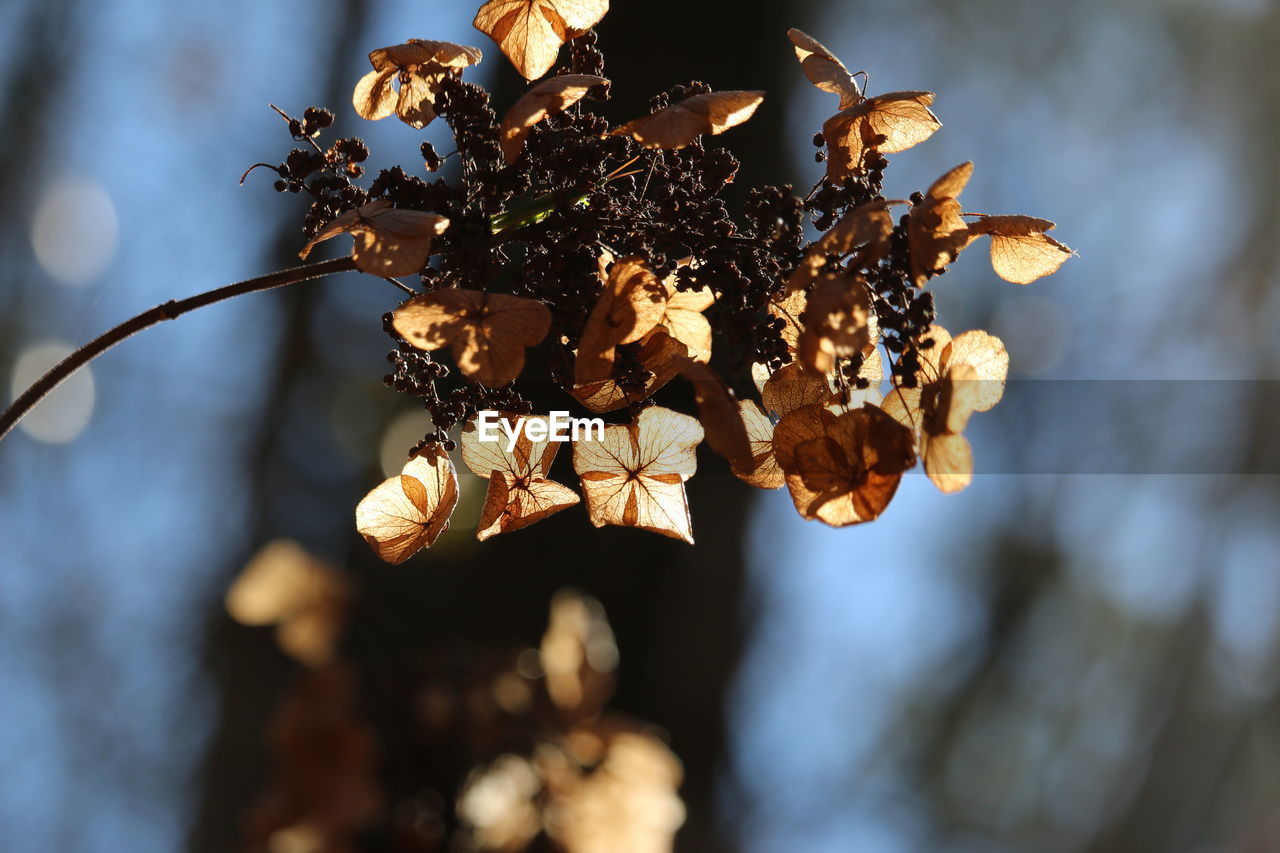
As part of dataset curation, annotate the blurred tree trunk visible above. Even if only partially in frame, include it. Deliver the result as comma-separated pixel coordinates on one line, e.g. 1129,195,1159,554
191,2,801,851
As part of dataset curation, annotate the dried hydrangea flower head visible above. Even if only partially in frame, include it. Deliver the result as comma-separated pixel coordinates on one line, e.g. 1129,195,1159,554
251,2,1074,560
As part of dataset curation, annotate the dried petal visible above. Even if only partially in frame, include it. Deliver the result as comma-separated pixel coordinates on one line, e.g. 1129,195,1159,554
355,40,481,127
614,90,765,150
575,256,668,385
761,362,831,417
965,214,1074,284
769,288,808,358
658,265,714,363
797,273,877,376
572,328,686,413
353,69,398,120
355,448,459,563
788,28,863,109
730,400,784,489
943,329,1008,412
500,74,608,162
393,289,552,385
908,162,973,286
572,406,703,543
474,0,609,80
299,200,450,277
773,403,915,526
823,91,940,180
786,199,899,293
677,358,752,470
460,412,580,539
922,431,973,494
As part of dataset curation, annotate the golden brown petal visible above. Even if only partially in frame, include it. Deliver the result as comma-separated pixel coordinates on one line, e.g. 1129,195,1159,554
823,91,940,180
571,328,687,413
575,256,668,385
298,200,450,277
476,471,580,540
943,329,1008,412
474,0,609,80
787,28,863,110
730,400,785,489
572,405,703,543
500,74,608,163
786,199,900,293
761,362,832,417
357,40,481,127
908,162,973,286
773,403,915,526
393,289,552,385
796,273,877,376
352,69,398,120
922,431,973,494
355,448,459,563
658,268,714,363
613,90,765,150
677,358,753,470
965,214,1074,284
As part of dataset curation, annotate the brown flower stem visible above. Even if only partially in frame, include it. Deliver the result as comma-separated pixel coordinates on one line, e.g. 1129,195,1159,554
0,256,358,444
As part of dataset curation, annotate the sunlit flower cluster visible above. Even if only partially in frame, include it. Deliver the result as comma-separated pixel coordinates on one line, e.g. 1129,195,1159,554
256,0,1073,562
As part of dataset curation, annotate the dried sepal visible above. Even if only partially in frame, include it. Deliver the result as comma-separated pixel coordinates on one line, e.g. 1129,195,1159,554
761,362,832,417
575,256,668,385
500,74,609,163
964,214,1074,284
355,448,459,563
657,265,714,363
393,289,552,385
572,328,686,413
787,28,862,110
473,0,609,81
353,40,482,128
786,199,900,293
459,412,580,539
773,403,916,526
572,405,703,543
613,90,765,150
299,200,449,277
891,325,1008,492
796,273,877,377
908,162,973,286
823,91,940,180
769,288,808,358
676,358,753,470
730,400,784,489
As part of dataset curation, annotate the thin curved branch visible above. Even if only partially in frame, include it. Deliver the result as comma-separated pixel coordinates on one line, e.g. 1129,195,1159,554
0,256,358,443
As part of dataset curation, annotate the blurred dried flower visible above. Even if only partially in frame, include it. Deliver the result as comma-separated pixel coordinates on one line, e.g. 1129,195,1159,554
226,539,348,666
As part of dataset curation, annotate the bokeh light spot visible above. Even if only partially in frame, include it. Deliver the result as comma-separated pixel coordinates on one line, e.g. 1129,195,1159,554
30,177,118,286
11,341,96,443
